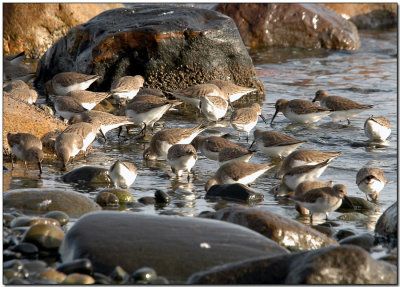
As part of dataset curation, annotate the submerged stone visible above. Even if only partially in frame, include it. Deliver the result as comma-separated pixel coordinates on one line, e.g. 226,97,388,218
205,183,264,203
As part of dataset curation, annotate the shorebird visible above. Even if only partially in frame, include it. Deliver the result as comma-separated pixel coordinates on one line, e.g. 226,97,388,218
3,80,38,104
205,161,274,191
62,122,97,157
53,96,87,121
271,98,331,124
292,180,334,215
55,132,84,169
312,90,373,124
45,72,101,96
66,90,112,110
218,146,256,165
68,110,135,141
230,103,268,142
275,149,342,179
356,167,387,201
7,132,44,173
250,129,307,160
191,135,243,161
108,160,138,189
143,124,205,160
292,184,352,222
168,83,226,110
364,116,391,142
110,75,144,104
208,79,257,103
3,52,35,82
167,144,198,181
199,95,228,122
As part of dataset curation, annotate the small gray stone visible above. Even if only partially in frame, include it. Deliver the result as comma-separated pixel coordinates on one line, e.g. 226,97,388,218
132,267,157,282
44,211,70,226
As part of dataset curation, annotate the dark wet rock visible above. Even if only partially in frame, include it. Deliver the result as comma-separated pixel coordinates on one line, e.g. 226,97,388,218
154,190,170,204
59,211,288,283
148,276,170,284
6,277,30,284
4,213,17,227
4,189,101,218
323,3,397,29
311,224,335,237
199,206,338,251
56,258,93,275
138,197,156,205
61,166,112,186
110,266,130,283
216,3,359,50
44,210,70,226
93,272,114,284
35,5,265,100
21,223,65,251
107,189,134,203
132,267,157,283
3,250,22,261
20,259,48,278
335,228,357,241
62,273,95,284
375,202,397,249
339,233,375,252
10,216,61,228
3,268,26,281
95,191,119,207
3,259,24,271
339,196,376,211
10,243,39,259
40,268,67,283
188,245,397,284
205,183,264,203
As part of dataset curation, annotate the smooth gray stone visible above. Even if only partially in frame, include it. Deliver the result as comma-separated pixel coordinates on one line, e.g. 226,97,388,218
375,202,397,248
59,211,288,283
339,233,375,252
205,183,263,203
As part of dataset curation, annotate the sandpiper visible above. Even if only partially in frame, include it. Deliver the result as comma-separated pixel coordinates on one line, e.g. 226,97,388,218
137,87,166,98
292,184,352,222
277,160,331,196
66,90,112,110
110,75,144,104
191,135,242,161
122,96,182,135
364,116,391,142
230,103,268,142
3,52,35,82
68,110,135,141
3,80,38,104
293,180,334,215
356,167,387,201
53,96,87,121
312,90,373,124
205,161,274,191
271,98,331,124
143,124,205,160
167,144,198,181
199,95,228,122
55,132,84,169
62,122,97,157
275,149,342,179
109,160,138,189
169,83,226,110
45,72,101,96
7,132,44,173
250,129,307,160
218,146,256,165
208,79,257,103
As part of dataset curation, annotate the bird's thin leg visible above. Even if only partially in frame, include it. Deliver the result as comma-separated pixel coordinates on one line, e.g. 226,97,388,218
347,118,351,125
118,126,123,138
325,212,329,220
24,161,28,170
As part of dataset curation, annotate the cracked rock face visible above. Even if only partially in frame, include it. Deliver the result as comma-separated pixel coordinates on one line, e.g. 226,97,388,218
35,5,265,100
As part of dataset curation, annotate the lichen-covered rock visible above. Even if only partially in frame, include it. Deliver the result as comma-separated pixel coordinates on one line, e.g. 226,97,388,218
35,5,265,101
216,3,360,50
200,206,338,251
59,211,288,283
3,3,124,58
323,3,397,29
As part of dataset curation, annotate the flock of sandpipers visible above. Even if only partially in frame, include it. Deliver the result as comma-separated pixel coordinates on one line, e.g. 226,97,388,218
4,51,391,222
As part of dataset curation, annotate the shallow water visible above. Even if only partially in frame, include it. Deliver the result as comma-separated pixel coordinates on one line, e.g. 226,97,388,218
3,30,397,238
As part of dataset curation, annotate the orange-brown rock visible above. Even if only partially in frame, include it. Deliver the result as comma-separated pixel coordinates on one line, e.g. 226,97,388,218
3,95,67,156
3,3,124,58
216,3,360,50
323,3,397,29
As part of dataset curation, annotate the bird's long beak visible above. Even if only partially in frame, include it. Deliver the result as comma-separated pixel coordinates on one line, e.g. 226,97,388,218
249,140,256,149
259,114,268,125
270,109,279,125
311,97,316,103
343,195,355,210
38,162,42,174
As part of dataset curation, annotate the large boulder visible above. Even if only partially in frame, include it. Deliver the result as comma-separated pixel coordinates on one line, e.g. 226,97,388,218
3,95,67,156
59,211,288,283
188,245,397,284
323,3,397,30
3,3,124,58
375,202,397,249
3,189,101,218
34,5,265,100
216,3,360,50
199,206,338,251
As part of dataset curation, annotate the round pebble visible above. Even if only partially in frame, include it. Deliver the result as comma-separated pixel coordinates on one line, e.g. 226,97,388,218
335,229,357,241
154,190,170,204
107,190,134,203
61,273,95,284
95,191,120,207
110,265,130,283
10,243,39,258
22,223,65,251
40,267,67,283
93,272,113,284
132,267,157,282
44,211,70,226
3,259,24,271
56,258,93,275
138,196,156,205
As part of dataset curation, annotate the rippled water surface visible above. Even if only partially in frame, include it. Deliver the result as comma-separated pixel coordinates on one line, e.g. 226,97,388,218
3,30,397,235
